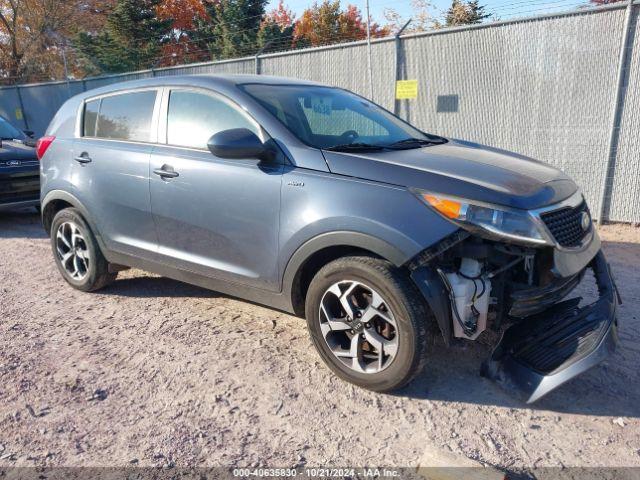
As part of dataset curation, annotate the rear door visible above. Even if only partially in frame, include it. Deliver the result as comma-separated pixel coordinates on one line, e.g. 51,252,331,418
73,89,160,258
149,87,283,290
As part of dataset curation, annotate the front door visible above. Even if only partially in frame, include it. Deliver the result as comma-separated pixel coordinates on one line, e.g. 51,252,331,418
149,88,283,291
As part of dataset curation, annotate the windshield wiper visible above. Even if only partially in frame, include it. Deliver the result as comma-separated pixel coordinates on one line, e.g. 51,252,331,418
325,137,446,152
386,137,446,149
325,142,386,152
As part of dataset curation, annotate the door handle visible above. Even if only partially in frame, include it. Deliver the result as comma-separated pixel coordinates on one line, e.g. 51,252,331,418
153,165,179,179
74,153,92,164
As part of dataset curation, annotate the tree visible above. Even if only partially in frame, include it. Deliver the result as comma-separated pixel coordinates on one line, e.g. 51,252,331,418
257,0,295,52
157,0,207,30
441,0,491,26
294,0,388,47
0,0,109,83
156,0,209,66
74,0,172,74
384,0,434,33
189,0,268,60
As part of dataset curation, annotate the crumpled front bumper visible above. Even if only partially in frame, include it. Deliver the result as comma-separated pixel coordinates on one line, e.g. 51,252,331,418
481,250,619,403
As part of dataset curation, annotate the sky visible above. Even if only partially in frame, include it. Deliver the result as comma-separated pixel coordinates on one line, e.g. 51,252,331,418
265,0,589,28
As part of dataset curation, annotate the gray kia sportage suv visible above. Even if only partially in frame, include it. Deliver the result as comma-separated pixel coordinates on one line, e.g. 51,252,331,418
39,75,619,403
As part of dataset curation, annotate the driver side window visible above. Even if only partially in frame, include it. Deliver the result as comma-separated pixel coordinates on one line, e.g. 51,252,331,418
167,90,260,149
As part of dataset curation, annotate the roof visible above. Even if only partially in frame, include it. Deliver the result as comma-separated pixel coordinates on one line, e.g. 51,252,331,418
79,74,326,100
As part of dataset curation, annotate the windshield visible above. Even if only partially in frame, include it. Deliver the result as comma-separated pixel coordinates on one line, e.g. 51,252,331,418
0,116,24,140
240,84,444,150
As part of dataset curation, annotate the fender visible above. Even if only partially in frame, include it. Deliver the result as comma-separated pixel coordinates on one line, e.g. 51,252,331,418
281,230,455,340
281,231,410,315
41,190,107,251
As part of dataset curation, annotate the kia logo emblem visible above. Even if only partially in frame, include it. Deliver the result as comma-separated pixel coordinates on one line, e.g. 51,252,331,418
6,160,21,166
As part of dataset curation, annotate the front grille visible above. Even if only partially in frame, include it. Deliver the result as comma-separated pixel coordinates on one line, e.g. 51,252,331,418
540,201,591,248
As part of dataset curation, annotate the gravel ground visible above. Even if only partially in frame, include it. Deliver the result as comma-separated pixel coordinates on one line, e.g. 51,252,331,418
0,209,639,473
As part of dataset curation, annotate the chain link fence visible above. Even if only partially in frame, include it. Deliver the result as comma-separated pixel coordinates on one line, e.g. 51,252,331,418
0,2,638,222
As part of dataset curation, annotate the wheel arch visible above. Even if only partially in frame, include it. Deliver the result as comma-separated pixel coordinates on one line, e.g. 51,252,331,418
41,190,99,239
283,231,410,317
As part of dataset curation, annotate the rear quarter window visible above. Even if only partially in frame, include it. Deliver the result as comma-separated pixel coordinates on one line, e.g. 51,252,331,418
92,90,157,142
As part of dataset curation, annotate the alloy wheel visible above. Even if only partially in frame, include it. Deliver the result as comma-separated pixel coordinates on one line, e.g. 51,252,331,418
319,280,399,374
55,221,90,281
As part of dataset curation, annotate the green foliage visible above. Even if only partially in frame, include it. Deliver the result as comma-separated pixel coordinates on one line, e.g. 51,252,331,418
257,21,295,52
190,0,269,60
256,0,296,52
443,0,491,26
74,0,172,74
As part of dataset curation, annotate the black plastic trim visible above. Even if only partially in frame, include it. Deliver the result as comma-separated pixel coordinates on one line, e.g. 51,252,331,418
508,270,584,318
481,250,618,403
41,190,104,246
410,267,452,345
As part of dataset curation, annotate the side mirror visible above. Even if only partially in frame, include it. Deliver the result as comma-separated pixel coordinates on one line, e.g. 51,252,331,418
207,128,268,160
24,130,34,138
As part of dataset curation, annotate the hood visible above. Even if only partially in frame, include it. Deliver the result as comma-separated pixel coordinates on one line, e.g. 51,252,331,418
0,140,38,166
322,139,577,210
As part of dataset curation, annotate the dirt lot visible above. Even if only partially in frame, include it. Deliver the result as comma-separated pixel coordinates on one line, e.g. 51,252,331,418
1,209,639,473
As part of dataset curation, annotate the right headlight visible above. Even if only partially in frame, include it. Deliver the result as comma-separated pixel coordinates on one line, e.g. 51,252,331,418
413,189,552,247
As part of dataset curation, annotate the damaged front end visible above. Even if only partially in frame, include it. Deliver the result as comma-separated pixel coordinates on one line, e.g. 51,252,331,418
481,250,618,403
409,192,620,403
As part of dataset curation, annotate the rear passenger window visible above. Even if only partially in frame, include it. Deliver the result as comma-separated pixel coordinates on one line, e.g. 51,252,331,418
83,100,100,137
95,91,157,142
167,90,259,149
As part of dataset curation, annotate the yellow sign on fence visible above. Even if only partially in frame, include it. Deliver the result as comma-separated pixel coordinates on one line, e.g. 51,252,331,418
395,79,419,100
15,108,23,121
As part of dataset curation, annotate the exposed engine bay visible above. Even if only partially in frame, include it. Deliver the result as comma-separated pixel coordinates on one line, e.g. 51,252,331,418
409,229,619,403
410,230,564,338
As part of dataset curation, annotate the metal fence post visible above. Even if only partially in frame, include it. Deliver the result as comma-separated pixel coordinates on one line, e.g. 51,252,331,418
365,0,374,100
393,19,412,116
255,42,272,75
596,0,637,223
61,47,72,98
15,85,30,131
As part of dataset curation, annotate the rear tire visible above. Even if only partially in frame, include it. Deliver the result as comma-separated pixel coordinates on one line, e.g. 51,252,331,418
50,208,116,292
305,256,429,392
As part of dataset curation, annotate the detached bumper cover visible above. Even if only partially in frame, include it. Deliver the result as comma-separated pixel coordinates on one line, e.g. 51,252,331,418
481,250,618,403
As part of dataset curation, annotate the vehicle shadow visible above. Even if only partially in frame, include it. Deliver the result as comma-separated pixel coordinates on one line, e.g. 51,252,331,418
102,264,639,418
100,275,221,300
2,208,638,417
395,333,640,418
397,233,640,417
95,239,639,418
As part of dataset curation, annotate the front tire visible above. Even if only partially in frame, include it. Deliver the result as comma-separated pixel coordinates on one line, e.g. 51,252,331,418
50,208,116,292
305,256,429,392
